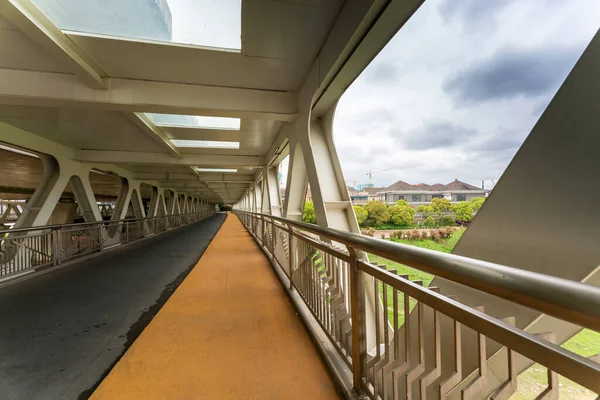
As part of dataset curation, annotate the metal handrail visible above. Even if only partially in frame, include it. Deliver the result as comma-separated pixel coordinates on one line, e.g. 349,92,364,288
236,211,600,332
0,212,202,234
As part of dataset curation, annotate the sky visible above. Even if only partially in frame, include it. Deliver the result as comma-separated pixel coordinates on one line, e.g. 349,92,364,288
168,0,241,49
332,0,600,189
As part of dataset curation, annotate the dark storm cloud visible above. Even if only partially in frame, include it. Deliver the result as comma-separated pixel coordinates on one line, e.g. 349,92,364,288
399,120,477,150
443,47,581,104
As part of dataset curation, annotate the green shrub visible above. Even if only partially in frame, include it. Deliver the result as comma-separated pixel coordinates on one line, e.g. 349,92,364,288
389,205,414,226
423,216,436,228
364,201,390,227
431,198,453,212
303,201,316,224
454,201,474,222
439,215,455,226
353,205,368,225
470,197,486,211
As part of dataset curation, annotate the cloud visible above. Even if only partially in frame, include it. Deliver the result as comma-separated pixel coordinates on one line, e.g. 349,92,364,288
331,0,600,188
437,0,512,24
443,46,582,104
365,62,398,82
399,121,477,150
467,129,525,153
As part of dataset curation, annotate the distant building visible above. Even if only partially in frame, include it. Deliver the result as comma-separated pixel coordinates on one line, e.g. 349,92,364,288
377,179,487,206
363,186,386,202
347,186,368,204
34,0,172,41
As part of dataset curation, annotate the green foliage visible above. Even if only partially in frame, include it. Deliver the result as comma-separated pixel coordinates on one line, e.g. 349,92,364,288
363,201,390,227
431,197,453,212
353,205,368,225
302,201,316,224
417,204,434,214
389,205,414,226
470,197,486,211
454,201,474,222
439,215,456,226
423,216,436,228
395,199,409,207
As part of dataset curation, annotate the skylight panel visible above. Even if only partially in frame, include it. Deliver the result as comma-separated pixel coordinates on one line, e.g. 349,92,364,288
196,168,237,173
146,114,240,130
171,140,239,149
32,0,241,50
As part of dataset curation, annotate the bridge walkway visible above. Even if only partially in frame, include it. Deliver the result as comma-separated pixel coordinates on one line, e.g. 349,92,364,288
0,214,226,400
90,213,340,400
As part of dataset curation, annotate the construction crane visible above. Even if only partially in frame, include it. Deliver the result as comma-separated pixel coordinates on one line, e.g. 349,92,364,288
366,169,390,185
345,179,358,189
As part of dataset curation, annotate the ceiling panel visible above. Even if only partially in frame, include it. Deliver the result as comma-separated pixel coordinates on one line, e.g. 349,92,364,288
0,105,164,152
67,33,309,91
0,16,73,74
243,0,343,61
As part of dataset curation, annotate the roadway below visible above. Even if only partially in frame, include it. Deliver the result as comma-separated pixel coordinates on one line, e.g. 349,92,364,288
0,213,226,400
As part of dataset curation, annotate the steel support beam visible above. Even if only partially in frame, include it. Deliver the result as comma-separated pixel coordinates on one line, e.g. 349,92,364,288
0,68,298,120
0,0,107,89
74,151,265,167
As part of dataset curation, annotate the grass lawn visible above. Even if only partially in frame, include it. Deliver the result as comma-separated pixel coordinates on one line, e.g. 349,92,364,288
368,229,599,398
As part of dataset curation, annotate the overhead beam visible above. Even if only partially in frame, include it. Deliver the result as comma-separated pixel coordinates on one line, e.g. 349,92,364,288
134,173,254,183
312,0,423,116
165,128,245,141
74,151,265,167
127,113,181,158
0,68,298,121
0,0,107,89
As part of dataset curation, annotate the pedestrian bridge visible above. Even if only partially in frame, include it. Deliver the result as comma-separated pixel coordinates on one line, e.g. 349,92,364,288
0,0,599,399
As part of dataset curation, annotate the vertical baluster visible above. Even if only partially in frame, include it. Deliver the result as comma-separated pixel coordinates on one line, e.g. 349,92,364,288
348,247,367,393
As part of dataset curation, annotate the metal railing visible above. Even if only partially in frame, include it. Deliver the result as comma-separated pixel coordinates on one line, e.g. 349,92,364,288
0,209,215,279
235,210,600,399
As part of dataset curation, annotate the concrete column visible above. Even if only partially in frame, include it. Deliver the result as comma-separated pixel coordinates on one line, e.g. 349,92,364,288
266,165,282,217
283,143,308,221
146,186,159,218
47,203,77,225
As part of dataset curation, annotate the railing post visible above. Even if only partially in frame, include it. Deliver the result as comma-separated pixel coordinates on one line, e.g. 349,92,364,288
271,218,276,253
51,228,61,266
288,224,295,289
348,247,367,394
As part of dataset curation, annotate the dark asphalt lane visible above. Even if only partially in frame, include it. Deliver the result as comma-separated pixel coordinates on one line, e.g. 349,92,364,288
0,213,226,400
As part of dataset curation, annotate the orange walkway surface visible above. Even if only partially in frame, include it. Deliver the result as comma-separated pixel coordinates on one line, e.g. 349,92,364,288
91,213,340,400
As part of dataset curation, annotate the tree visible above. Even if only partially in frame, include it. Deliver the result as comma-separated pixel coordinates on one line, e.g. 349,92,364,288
423,216,436,228
454,201,474,222
389,205,414,226
440,215,456,226
431,198,453,212
396,199,409,207
303,201,316,224
353,205,368,225
363,200,390,227
470,197,486,211
417,205,434,215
